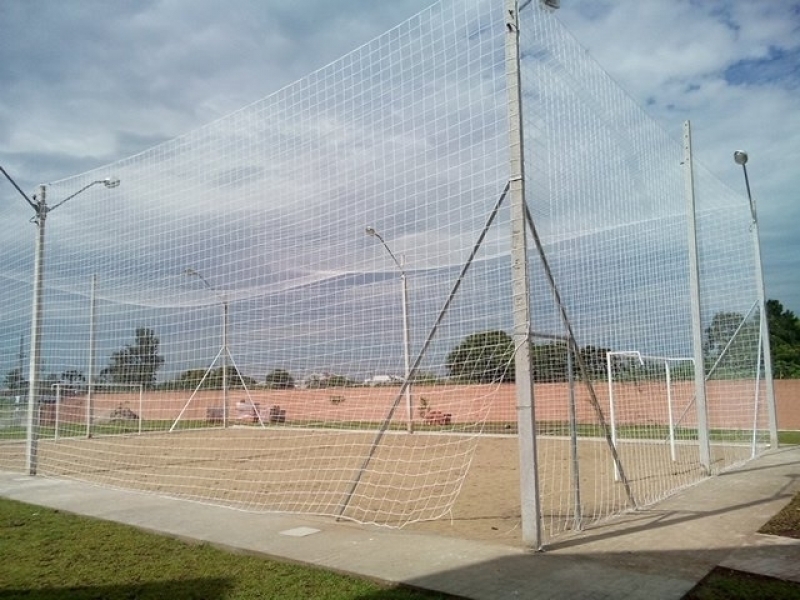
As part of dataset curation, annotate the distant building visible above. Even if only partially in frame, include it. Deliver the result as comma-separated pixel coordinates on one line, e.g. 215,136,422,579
363,375,402,386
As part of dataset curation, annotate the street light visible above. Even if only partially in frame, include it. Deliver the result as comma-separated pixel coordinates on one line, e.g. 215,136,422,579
732,150,778,448
184,268,230,427
1,168,120,474
366,226,413,433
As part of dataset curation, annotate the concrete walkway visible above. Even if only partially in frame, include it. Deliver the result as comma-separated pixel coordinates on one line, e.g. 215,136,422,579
2,446,799,599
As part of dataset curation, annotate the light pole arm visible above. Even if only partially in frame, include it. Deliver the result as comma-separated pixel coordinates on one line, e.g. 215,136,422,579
371,231,405,275
49,178,120,212
365,226,413,433
741,164,757,224
185,268,227,304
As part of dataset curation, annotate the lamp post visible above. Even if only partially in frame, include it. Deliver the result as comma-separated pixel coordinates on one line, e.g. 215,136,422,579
184,268,229,426
1,168,120,474
366,226,413,433
732,151,778,448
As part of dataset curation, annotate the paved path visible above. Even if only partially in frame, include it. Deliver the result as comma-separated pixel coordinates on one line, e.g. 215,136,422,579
1,446,799,599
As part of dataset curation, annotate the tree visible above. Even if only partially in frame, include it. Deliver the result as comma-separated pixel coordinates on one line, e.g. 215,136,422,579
303,373,355,388
531,341,570,383
104,327,164,388
578,345,612,380
703,311,759,377
59,369,86,396
446,330,515,383
3,368,27,395
324,374,355,388
265,369,295,389
172,368,207,390
411,371,441,385
767,299,800,378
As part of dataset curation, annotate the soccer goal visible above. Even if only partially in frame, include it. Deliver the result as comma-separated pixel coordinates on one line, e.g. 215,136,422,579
606,351,695,475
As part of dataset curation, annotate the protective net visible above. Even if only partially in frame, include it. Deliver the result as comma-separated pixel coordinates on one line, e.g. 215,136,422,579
0,0,773,544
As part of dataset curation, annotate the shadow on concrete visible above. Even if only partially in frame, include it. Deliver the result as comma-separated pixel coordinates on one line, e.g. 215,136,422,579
400,543,800,600
548,490,795,551
0,577,234,600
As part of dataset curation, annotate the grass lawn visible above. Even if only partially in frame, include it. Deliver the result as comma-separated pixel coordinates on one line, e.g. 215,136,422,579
0,498,462,600
2,436,799,600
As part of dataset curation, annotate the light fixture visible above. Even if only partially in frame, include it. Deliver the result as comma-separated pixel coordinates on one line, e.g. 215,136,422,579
365,226,413,433
0,170,121,474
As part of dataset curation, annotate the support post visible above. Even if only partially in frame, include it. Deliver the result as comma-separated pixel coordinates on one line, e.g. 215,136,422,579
400,257,413,433
222,300,229,428
87,274,97,437
505,0,542,550
605,353,619,480
26,184,47,476
566,346,582,530
665,360,676,462
683,121,712,473
54,384,61,441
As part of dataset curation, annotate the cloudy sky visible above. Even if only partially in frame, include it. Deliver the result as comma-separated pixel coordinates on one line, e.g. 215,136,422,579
2,0,797,314
1,0,798,384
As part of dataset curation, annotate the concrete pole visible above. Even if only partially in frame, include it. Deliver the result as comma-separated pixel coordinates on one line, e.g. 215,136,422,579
505,0,542,550
222,299,229,427
400,256,413,433
683,121,712,473
87,274,97,437
26,184,47,475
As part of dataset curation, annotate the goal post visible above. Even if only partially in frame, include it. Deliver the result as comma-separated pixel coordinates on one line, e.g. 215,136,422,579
606,351,696,476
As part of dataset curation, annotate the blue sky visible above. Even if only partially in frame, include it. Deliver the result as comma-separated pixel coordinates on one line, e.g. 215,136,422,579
0,1,798,382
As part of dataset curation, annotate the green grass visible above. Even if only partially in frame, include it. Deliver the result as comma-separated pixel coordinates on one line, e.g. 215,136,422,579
0,497,461,600
3,495,800,600
778,430,800,445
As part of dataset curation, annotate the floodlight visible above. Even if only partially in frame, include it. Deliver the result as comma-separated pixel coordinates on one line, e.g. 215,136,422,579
365,226,413,433
5,175,120,474
731,148,779,446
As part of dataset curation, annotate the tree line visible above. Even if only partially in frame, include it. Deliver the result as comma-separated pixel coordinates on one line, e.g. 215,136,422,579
4,299,800,395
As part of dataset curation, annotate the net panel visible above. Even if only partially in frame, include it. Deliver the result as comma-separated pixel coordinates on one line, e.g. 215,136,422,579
0,0,512,529
517,3,767,538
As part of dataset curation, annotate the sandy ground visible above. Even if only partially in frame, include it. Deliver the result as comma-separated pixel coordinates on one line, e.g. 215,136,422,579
0,426,755,546
1,379,793,546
